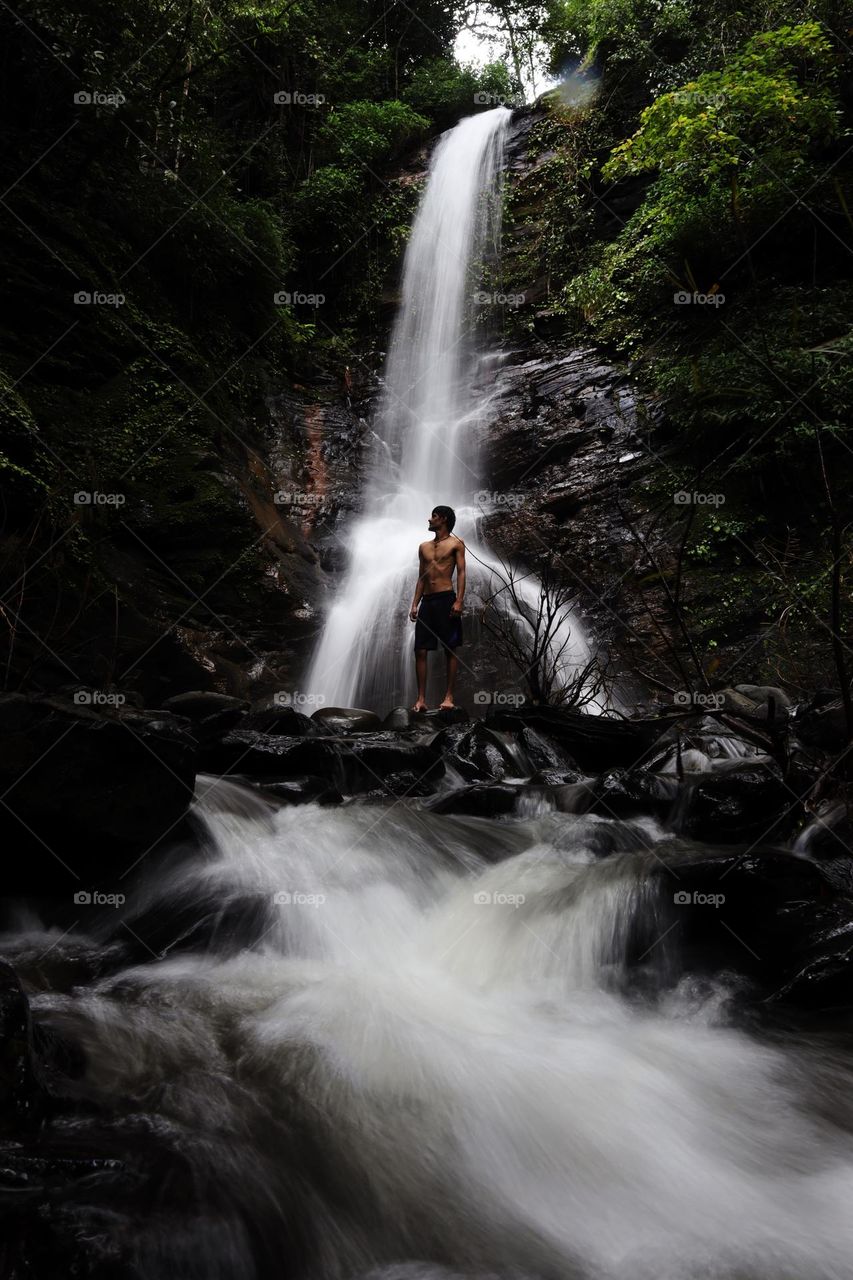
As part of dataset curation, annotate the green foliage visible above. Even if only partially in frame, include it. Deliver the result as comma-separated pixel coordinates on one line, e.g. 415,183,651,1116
404,59,516,129
605,23,840,184
321,101,429,168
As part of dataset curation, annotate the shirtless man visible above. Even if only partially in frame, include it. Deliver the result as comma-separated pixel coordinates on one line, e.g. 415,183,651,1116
409,505,466,712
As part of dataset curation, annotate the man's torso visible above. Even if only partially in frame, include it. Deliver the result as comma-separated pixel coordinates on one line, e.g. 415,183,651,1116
419,535,460,594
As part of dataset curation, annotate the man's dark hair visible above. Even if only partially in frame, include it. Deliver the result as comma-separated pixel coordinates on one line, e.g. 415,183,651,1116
432,505,456,533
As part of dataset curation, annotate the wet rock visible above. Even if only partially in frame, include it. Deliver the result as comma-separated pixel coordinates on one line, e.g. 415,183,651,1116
770,908,853,1008
678,759,793,844
431,721,520,782
365,770,440,799
241,703,317,736
515,725,580,776
528,768,581,786
0,693,197,893
161,690,249,729
337,735,444,793
200,730,340,780
720,685,790,724
587,769,678,819
429,783,518,817
654,849,850,1007
735,684,792,709
253,776,343,806
793,804,853,893
312,707,382,735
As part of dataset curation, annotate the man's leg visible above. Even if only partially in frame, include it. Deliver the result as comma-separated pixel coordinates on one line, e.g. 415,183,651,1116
440,650,458,709
413,649,428,711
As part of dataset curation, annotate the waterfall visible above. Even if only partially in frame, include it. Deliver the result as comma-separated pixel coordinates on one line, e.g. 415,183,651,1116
306,107,595,713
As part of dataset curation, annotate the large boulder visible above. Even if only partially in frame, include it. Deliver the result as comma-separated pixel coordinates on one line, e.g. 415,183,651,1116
241,703,317,736
587,768,678,819
199,729,340,779
431,722,520,782
336,734,444,793
516,725,580,776
311,707,382,735
651,849,852,1008
677,759,792,844
0,693,197,894
160,690,249,743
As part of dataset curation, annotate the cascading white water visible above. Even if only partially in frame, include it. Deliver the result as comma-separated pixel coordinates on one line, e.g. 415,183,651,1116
306,107,594,712
21,774,853,1280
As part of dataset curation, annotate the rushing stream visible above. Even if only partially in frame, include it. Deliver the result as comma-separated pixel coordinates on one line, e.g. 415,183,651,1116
9,773,853,1279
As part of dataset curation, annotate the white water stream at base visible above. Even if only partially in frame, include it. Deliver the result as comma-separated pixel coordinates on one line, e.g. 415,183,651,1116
15,775,853,1280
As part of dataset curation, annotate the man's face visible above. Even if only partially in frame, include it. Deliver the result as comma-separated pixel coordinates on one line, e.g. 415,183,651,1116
428,512,442,532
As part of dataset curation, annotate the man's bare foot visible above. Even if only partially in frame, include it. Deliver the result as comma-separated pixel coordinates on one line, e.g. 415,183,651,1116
412,699,428,713
438,698,454,711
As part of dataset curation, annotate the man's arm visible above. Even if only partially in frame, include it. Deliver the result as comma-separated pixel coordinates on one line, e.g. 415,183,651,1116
451,540,466,614
410,546,426,621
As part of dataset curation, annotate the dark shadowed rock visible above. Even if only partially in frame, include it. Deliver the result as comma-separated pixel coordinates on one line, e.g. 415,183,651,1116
678,759,793,844
651,848,852,1008
428,783,519,817
795,696,851,752
242,704,318,736
200,730,341,779
0,693,197,893
337,734,444,792
486,706,657,770
587,769,678,819
382,705,469,731
516,726,580,776
161,690,250,743
0,960,45,1133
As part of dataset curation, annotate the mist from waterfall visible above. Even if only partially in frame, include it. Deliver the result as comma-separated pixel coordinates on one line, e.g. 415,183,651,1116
306,107,594,712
